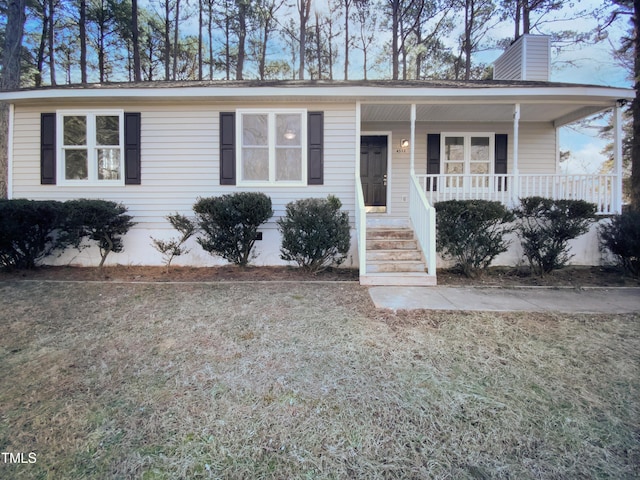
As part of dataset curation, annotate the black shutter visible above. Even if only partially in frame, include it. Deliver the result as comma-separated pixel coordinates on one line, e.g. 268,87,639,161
220,112,236,185
307,111,323,185
124,112,141,185
495,134,508,191
41,113,56,185
426,133,440,192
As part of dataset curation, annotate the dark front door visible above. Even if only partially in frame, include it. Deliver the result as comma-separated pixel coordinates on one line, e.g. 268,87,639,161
360,135,388,210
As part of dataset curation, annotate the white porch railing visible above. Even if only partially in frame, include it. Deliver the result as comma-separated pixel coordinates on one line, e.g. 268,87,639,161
416,173,618,214
355,174,367,277
409,173,437,275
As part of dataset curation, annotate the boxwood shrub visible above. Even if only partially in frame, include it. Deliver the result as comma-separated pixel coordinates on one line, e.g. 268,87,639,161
0,199,68,269
599,208,640,277
435,199,515,278
514,196,596,276
194,192,273,266
277,195,350,273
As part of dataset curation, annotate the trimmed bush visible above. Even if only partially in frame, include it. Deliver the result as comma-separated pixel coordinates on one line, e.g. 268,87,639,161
278,195,350,272
64,199,136,268
194,192,273,266
435,199,515,278
514,197,596,276
599,209,640,277
151,213,197,272
0,199,68,269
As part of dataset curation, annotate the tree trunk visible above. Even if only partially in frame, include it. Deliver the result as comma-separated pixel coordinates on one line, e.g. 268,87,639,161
391,0,399,80
632,0,640,208
132,0,141,82
198,0,203,80
344,0,350,80
48,0,56,85
464,0,473,80
298,0,311,80
173,0,180,80
0,0,26,198
80,0,87,83
236,0,247,80
164,1,171,80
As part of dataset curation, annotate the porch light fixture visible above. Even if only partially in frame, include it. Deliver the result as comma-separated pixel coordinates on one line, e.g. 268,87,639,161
284,129,297,140
401,139,410,148
616,99,629,108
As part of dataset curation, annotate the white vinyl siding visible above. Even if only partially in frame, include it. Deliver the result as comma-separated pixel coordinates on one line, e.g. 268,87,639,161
493,34,550,82
11,102,356,231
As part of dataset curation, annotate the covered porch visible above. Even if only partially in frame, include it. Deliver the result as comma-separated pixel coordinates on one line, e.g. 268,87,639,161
354,90,631,286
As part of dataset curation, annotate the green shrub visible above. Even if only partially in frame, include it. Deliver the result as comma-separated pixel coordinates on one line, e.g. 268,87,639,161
514,197,596,276
151,213,196,272
193,192,273,266
0,199,68,269
64,199,136,268
278,195,351,273
435,199,515,278
599,209,640,277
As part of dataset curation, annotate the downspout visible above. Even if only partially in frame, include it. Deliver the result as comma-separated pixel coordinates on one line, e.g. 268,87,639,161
512,103,520,205
613,101,623,214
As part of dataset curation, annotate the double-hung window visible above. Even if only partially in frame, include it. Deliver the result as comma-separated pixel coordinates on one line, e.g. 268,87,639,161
441,133,494,190
58,110,124,185
237,109,307,185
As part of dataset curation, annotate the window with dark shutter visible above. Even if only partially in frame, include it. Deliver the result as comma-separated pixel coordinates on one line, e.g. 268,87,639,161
307,111,323,185
426,133,440,192
41,113,56,185
124,112,141,185
220,112,236,185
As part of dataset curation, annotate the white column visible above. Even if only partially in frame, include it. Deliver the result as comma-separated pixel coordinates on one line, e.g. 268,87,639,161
410,103,416,174
613,102,623,214
355,100,361,179
513,103,521,204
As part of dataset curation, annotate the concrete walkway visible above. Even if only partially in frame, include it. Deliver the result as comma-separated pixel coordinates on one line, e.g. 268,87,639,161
369,286,640,313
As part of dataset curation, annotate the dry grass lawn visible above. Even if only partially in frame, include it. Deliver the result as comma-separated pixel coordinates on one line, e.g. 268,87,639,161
0,280,638,479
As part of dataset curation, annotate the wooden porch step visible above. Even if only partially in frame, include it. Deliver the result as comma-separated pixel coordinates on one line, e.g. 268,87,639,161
367,228,415,240
367,249,424,261
366,238,418,250
367,260,426,274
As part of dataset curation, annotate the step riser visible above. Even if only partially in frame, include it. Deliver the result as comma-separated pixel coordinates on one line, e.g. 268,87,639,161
360,274,437,286
367,250,423,261
367,230,415,240
367,262,426,273
367,240,418,250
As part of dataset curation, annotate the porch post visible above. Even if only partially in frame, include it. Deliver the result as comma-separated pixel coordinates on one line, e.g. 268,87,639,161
613,102,623,214
512,103,521,206
410,103,416,174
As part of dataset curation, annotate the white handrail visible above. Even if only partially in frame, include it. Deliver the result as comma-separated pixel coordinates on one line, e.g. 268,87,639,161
416,173,618,214
355,175,367,277
409,173,436,276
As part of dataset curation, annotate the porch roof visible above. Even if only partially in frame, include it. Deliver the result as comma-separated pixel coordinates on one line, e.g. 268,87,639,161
0,79,633,127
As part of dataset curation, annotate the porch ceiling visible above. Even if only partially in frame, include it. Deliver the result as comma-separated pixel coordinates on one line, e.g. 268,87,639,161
360,103,608,126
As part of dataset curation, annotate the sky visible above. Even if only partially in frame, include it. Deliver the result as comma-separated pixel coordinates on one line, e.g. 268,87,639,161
473,0,633,174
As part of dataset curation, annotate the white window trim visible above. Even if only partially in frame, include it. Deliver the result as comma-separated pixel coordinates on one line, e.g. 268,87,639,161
440,132,495,175
57,109,125,186
236,108,307,187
